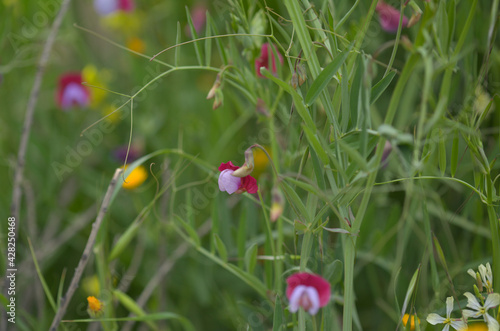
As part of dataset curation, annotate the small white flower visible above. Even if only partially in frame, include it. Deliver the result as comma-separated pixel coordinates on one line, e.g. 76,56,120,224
467,263,493,293
426,297,467,331
462,292,500,331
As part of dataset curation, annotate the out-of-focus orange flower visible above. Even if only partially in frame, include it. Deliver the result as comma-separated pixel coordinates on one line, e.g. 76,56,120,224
87,296,104,317
127,37,146,54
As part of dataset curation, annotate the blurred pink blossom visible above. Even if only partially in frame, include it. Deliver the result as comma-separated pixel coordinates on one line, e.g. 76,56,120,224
255,43,283,78
376,1,408,33
286,273,331,315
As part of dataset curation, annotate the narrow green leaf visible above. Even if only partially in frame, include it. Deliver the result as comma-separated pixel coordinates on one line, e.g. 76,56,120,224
272,295,284,331
57,269,67,308
450,129,459,177
109,222,141,261
260,68,316,131
213,234,228,262
341,64,350,131
204,11,212,66
294,219,308,234
350,56,363,128
185,6,203,66
432,234,449,271
209,15,228,65
338,138,368,171
113,290,157,330
280,181,309,222
438,128,446,176
436,1,449,55
370,71,396,104
175,21,181,67
28,238,57,312
244,243,258,274
302,124,329,165
175,215,200,247
447,0,456,50
305,42,353,106
401,266,420,317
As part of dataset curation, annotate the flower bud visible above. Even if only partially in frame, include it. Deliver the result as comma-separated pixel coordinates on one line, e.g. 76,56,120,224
296,63,307,86
232,148,255,177
207,74,221,100
270,187,284,222
212,89,223,110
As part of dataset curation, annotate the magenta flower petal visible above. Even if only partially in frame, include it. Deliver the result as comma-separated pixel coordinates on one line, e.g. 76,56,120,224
218,169,241,194
255,43,283,78
286,273,331,310
376,1,408,33
241,175,258,194
118,0,134,12
218,161,239,172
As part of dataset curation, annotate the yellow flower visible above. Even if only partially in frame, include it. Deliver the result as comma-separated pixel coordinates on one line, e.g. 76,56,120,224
82,64,111,108
122,165,148,190
127,37,146,54
82,275,100,296
87,296,104,317
252,147,270,178
102,12,142,35
402,314,419,330
102,104,121,123
462,322,489,330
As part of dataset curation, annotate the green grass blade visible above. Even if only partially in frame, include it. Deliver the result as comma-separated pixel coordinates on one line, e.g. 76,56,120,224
370,71,396,105
185,6,203,66
28,238,57,312
204,11,212,66
305,42,353,106
213,234,228,262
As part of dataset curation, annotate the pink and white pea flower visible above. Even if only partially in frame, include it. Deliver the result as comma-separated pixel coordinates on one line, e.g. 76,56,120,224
218,161,258,194
286,272,331,315
56,73,90,110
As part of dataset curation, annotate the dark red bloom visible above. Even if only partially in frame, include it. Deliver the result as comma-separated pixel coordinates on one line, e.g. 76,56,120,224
218,161,258,194
56,73,90,110
255,43,284,78
286,272,331,315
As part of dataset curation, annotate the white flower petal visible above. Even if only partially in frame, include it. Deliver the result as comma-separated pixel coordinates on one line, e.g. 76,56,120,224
288,285,307,313
464,292,482,310
426,313,446,325
446,296,454,318
450,319,467,331
484,313,500,331
443,324,450,331
468,268,477,279
484,293,500,309
462,308,480,318
218,170,240,194
303,286,320,315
